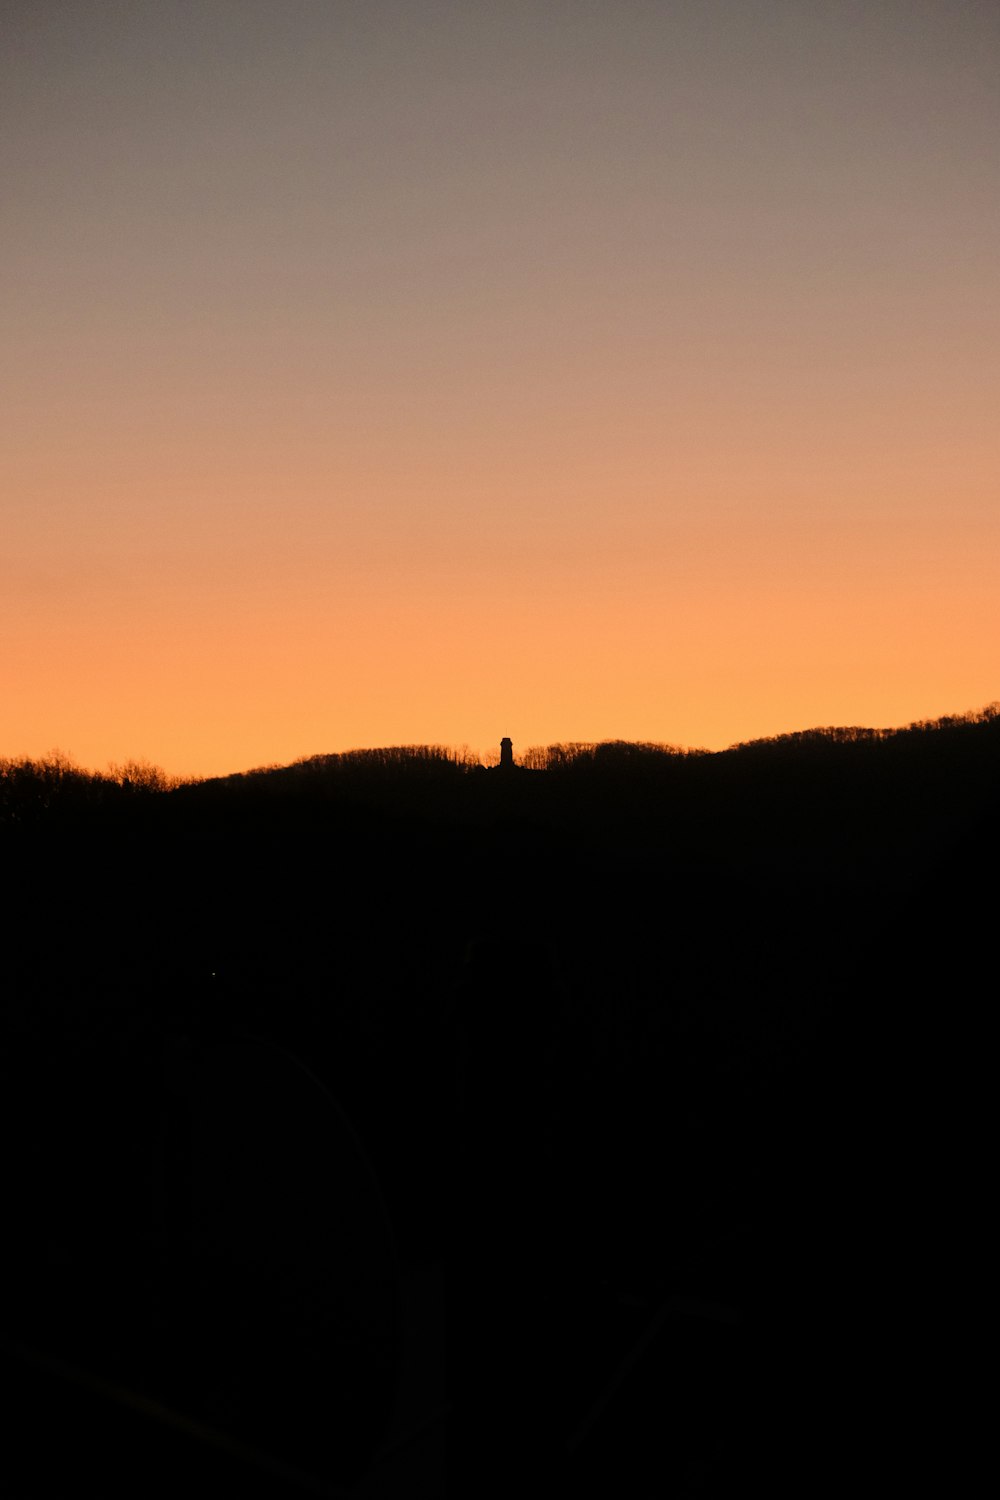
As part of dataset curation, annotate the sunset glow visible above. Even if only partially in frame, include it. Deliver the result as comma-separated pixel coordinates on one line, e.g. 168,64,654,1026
4,1,997,779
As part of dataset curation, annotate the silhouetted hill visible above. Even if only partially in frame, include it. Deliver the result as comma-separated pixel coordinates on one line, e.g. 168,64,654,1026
1,707,995,1493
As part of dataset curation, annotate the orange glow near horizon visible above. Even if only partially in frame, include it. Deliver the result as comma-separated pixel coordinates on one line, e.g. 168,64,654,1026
3,4,998,780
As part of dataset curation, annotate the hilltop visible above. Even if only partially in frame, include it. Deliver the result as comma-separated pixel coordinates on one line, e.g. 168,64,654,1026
3,698,994,1067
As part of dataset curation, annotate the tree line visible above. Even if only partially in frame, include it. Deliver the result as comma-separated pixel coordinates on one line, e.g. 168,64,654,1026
4,701,998,830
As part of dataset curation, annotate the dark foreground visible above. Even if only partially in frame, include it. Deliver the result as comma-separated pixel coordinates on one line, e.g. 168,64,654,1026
1,728,994,1494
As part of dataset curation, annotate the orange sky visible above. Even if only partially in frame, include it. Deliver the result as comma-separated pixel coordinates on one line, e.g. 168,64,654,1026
3,2,998,779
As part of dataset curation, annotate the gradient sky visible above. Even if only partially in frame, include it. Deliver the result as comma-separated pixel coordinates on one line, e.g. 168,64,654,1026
3,0,998,777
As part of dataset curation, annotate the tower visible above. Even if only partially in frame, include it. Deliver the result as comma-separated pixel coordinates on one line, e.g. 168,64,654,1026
499,737,513,770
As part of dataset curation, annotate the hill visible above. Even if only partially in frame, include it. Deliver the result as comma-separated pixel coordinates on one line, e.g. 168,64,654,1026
1,706,995,1493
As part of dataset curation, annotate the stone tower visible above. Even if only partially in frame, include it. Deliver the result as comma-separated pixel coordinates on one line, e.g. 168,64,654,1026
499,737,513,770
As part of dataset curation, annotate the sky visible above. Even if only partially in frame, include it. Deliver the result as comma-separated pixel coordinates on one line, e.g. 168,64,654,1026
3,0,998,778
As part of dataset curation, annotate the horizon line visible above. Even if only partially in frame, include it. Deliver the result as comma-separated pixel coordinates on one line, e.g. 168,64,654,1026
4,699,998,786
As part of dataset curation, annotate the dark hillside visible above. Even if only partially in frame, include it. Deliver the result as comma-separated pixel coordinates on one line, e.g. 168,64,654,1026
0,712,995,1494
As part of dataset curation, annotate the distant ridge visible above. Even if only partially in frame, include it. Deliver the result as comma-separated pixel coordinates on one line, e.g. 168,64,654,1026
3,701,998,795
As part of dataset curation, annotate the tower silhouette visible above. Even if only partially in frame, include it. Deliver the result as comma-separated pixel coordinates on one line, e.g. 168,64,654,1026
499,737,513,770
